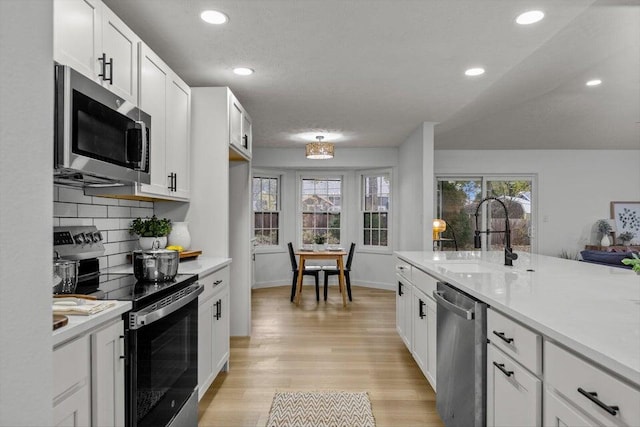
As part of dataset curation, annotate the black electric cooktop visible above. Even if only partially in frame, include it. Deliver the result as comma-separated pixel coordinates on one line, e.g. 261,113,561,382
75,273,198,309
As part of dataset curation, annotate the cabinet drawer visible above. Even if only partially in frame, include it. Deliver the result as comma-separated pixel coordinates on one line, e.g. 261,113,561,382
199,266,230,302
487,344,541,427
487,308,541,375
545,341,640,427
395,259,412,282
53,335,90,401
412,267,438,298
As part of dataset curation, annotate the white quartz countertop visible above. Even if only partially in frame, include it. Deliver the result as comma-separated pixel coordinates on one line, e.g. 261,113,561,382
105,255,232,277
52,301,131,347
395,250,640,385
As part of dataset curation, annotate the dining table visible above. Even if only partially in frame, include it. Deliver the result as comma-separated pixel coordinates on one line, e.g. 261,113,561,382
294,249,348,307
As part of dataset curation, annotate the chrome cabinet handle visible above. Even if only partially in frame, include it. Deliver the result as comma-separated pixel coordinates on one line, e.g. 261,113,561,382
493,362,513,377
492,330,514,344
577,388,619,416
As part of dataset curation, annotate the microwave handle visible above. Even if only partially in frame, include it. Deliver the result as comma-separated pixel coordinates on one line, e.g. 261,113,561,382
138,121,148,173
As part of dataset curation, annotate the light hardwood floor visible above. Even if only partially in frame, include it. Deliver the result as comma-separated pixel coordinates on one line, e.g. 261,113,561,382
198,285,444,426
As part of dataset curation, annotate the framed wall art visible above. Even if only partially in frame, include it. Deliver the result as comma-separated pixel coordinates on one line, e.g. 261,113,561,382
610,201,640,244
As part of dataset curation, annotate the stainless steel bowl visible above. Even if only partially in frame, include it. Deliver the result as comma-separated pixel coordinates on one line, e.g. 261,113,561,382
132,249,179,282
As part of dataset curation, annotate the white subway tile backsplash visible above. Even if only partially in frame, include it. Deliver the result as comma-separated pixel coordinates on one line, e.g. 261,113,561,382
59,187,92,204
60,217,93,226
107,206,131,218
103,242,119,256
108,253,129,268
118,199,140,207
108,229,133,243
131,207,153,218
78,204,108,218
54,192,154,268
93,218,120,231
54,202,78,217
91,196,116,206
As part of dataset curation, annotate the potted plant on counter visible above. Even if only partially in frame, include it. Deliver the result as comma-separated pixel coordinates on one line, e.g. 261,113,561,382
129,215,172,249
621,253,640,274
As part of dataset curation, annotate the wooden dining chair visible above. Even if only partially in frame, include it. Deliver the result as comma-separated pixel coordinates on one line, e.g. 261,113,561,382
288,242,321,302
322,242,356,301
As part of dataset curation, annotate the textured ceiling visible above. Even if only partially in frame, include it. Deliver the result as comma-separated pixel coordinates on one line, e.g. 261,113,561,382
103,0,640,150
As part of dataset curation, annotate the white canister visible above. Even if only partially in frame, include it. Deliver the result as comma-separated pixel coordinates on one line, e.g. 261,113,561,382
168,222,191,249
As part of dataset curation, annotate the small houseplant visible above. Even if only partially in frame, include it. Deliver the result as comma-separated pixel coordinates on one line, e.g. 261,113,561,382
621,252,640,274
617,231,635,246
313,234,326,251
596,219,612,246
129,215,172,249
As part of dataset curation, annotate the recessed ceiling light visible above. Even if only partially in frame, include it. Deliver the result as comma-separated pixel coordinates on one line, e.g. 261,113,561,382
586,79,602,87
465,67,485,77
200,10,228,25
516,10,545,25
233,67,254,76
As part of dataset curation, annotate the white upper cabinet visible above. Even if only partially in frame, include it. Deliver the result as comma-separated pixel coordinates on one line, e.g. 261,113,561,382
229,94,252,160
54,0,139,104
138,42,191,200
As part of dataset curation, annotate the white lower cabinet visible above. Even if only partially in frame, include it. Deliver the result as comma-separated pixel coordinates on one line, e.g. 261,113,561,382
198,266,231,400
396,276,412,349
53,335,91,427
411,287,437,390
91,319,125,427
53,318,125,427
487,344,541,427
544,388,595,427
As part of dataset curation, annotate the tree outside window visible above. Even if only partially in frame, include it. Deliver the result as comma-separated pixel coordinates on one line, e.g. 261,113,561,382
252,176,280,246
301,178,341,244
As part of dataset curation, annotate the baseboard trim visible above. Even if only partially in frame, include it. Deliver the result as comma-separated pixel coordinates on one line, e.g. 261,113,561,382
252,280,394,291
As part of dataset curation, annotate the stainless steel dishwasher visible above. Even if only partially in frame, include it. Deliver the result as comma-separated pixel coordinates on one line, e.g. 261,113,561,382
433,282,487,427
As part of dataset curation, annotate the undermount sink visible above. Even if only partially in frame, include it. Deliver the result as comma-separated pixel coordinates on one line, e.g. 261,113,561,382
437,262,498,274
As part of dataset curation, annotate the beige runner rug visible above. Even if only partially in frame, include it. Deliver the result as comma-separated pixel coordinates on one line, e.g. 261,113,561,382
266,391,376,427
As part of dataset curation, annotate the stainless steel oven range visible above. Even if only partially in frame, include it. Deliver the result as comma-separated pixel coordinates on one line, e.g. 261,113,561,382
54,226,202,427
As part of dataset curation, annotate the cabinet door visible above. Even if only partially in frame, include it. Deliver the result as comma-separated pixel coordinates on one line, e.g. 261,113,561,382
53,0,102,81
411,289,428,376
53,388,90,427
138,43,169,197
396,281,404,341
101,5,139,104
544,388,594,427
198,297,215,400
241,112,252,153
229,96,243,149
402,282,413,349
425,296,437,389
166,75,191,199
91,320,125,427
213,285,230,374
487,345,541,427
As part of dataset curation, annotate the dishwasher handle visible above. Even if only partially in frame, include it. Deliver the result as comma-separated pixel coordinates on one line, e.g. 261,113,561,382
433,290,474,320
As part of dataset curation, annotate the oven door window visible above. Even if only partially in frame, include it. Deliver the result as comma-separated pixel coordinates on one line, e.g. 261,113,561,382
72,89,137,168
131,299,197,427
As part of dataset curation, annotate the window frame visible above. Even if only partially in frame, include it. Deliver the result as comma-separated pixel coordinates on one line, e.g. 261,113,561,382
252,172,283,252
296,172,345,247
435,173,538,254
359,169,393,254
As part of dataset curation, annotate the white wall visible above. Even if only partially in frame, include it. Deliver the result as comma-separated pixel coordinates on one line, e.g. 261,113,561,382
397,122,435,251
251,147,400,291
0,1,53,425
434,149,640,257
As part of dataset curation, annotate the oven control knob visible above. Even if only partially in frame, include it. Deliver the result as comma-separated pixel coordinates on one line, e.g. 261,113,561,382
93,231,103,242
73,233,86,245
86,233,96,243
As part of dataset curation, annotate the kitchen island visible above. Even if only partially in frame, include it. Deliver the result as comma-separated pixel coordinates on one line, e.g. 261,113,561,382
395,250,640,426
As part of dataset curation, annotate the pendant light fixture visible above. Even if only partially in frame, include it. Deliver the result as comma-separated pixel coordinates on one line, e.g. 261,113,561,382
305,135,334,160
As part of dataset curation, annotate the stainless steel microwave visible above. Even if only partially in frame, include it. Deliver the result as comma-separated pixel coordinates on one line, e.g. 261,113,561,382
54,64,151,187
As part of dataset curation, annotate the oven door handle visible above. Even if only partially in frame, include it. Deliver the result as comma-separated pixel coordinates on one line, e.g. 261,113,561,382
130,284,203,329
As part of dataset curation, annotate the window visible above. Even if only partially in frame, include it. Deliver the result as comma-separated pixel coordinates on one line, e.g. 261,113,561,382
252,176,280,246
435,176,535,253
362,173,390,247
300,177,341,244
